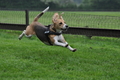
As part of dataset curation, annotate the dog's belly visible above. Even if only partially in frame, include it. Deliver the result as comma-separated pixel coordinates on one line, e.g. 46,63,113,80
34,25,52,45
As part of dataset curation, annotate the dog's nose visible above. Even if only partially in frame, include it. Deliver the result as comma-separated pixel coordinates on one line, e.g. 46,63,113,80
65,25,69,28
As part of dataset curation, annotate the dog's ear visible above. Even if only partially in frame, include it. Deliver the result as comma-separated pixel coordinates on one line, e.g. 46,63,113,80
52,13,59,23
59,12,64,21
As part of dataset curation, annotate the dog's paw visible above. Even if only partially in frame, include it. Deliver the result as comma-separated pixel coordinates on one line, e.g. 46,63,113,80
72,48,77,52
18,35,22,40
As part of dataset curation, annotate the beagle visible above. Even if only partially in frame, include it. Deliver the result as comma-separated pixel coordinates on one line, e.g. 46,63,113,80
19,7,76,52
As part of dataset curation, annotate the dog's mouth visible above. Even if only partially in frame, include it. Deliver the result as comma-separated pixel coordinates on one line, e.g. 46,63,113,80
61,27,69,32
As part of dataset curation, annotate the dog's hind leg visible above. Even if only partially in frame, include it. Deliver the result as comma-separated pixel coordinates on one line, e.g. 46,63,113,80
25,34,32,38
18,30,26,40
18,30,33,40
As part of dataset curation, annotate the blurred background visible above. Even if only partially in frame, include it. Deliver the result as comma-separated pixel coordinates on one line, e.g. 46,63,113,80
0,0,120,11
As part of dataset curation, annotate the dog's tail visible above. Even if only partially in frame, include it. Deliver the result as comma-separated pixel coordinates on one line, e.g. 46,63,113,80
33,7,49,22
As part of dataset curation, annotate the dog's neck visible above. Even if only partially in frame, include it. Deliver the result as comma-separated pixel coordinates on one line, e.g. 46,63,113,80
49,24,62,33
49,24,56,32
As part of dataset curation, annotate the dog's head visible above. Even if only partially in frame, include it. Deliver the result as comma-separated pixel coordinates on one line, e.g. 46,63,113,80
52,13,69,32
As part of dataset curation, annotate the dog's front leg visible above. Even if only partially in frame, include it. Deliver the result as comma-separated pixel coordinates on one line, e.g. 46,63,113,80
66,45,76,52
53,36,68,47
58,35,76,52
53,35,76,52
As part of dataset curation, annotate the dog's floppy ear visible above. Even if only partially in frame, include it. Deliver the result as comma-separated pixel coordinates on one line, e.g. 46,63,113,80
52,13,59,23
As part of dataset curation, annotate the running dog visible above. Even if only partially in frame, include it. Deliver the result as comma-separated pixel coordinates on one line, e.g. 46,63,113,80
19,7,76,52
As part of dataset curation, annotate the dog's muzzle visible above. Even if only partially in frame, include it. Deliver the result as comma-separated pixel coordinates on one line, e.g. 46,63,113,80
61,24,69,32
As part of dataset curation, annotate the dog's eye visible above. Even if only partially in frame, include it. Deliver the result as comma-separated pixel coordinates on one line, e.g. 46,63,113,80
59,22,62,25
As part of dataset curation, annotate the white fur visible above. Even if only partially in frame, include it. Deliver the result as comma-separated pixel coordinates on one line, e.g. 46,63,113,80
42,6,49,13
53,35,75,51
18,30,32,40
67,45,75,51
18,30,25,40
63,24,67,29
53,35,67,47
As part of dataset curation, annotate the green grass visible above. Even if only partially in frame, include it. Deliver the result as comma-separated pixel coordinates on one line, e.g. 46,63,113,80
0,30,120,80
0,10,25,24
0,10,120,80
0,11,120,29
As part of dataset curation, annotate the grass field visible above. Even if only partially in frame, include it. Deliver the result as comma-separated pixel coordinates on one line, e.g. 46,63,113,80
0,10,120,80
0,30,120,80
0,10,120,29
